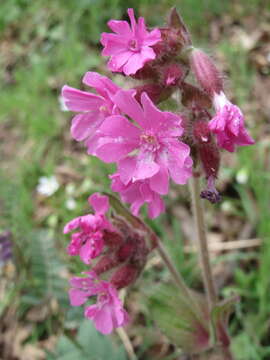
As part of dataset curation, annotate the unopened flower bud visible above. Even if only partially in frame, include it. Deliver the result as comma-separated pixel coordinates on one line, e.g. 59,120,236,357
110,264,139,289
181,82,212,109
103,230,124,248
134,84,166,104
117,241,136,262
190,49,223,95
153,27,183,57
193,120,220,179
92,255,118,275
167,7,191,46
161,63,184,86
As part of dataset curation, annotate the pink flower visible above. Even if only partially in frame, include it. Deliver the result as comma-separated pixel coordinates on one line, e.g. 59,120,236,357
101,8,161,75
209,92,255,152
69,272,129,334
61,72,120,154
63,193,112,264
95,90,193,193
110,173,165,219
69,271,101,306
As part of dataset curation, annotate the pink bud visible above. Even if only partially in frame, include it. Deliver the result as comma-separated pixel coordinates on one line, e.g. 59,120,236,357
190,49,223,95
193,120,220,180
117,241,136,262
181,82,212,109
92,255,118,275
103,230,124,248
153,27,183,57
134,83,165,104
110,264,139,289
161,63,184,86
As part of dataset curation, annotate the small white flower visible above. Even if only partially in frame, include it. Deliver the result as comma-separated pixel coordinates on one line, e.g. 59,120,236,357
65,198,77,210
236,167,249,184
221,201,234,213
37,176,60,197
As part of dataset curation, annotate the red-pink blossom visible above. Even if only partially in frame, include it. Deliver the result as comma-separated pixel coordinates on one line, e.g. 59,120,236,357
61,72,120,153
101,8,161,75
63,193,113,264
95,90,192,193
209,92,254,152
110,173,165,219
69,272,129,334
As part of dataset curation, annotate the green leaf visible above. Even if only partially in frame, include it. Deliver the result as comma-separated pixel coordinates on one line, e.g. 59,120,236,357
49,320,127,360
22,229,68,309
147,283,211,354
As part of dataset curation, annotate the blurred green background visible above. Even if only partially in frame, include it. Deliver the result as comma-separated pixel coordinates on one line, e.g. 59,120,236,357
0,0,269,359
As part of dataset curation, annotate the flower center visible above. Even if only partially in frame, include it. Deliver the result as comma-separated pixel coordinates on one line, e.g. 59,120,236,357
99,105,108,114
140,132,160,151
128,39,139,52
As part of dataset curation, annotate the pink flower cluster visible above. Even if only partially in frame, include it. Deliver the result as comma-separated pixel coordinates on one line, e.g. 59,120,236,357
62,6,256,337
62,73,193,218
64,193,112,264
64,192,152,334
64,193,129,334
62,8,255,212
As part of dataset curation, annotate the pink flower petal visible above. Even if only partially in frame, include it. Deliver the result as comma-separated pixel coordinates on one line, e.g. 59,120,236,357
166,142,193,184
82,71,119,99
148,194,165,219
149,166,169,195
95,115,140,163
63,217,81,234
70,112,104,141
61,85,104,112
140,92,182,133
108,20,131,35
127,8,136,32
132,150,160,181
99,115,140,139
136,16,148,38
101,34,129,56
89,193,109,214
69,288,88,306
113,90,144,127
107,52,132,72
123,50,155,75
144,28,162,46
96,142,136,163
83,235,104,264
118,157,137,184
92,304,114,334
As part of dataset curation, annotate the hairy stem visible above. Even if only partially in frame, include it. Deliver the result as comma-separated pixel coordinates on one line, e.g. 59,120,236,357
156,239,192,298
190,176,217,310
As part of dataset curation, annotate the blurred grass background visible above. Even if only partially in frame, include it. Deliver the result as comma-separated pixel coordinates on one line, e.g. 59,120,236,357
0,0,269,359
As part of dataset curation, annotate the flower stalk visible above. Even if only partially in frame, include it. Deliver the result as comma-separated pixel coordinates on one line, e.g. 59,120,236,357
190,175,217,310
